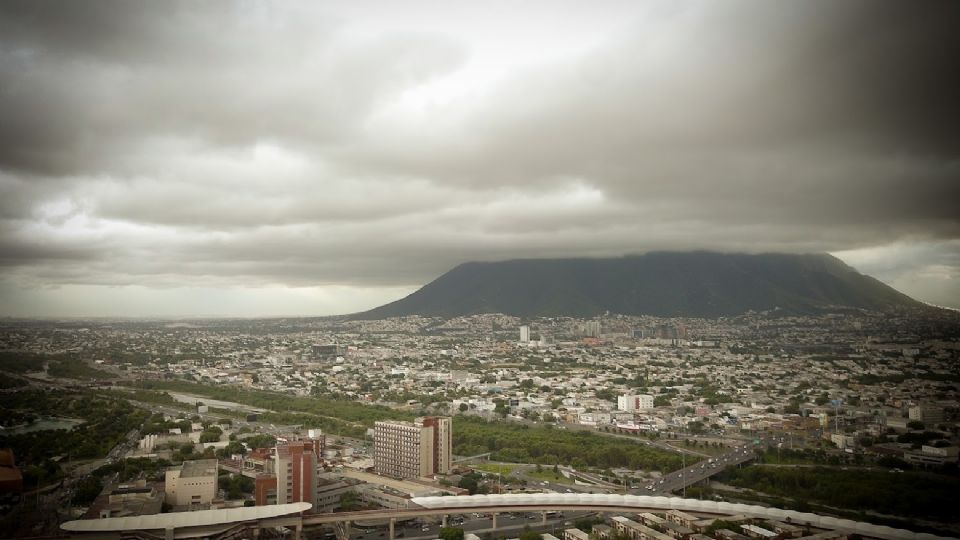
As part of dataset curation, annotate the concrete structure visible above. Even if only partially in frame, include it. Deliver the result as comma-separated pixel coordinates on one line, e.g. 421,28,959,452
585,321,602,338
165,459,218,508
374,416,451,479
520,325,530,343
613,515,673,540
374,420,433,479
253,437,327,509
63,502,311,540
276,439,322,506
313,344,346,361
62,493,953,540
908,405,945,425
618,394,654,411
96,480,163,518
903,445,959,466
421,416,452,475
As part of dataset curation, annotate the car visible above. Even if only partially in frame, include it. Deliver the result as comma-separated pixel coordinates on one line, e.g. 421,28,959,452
422,527,430,532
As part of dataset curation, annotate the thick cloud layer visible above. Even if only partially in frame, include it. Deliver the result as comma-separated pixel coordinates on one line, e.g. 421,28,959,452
1,0,959,316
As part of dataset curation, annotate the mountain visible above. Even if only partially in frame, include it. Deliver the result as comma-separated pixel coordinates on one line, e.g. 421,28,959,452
355,252,922,319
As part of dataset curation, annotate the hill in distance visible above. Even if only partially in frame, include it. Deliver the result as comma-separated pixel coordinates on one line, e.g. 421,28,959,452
355,251,923,319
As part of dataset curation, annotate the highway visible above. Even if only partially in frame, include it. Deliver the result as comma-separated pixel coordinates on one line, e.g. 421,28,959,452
344,511,593,540
635,444,756,495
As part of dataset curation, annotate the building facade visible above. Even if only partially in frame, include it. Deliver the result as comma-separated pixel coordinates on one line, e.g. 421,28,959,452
164,459,218,507
618,394,654,411
374,416,452,479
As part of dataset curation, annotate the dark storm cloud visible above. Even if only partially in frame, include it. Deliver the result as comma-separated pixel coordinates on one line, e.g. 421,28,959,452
0,1,464,175
1,0,959,314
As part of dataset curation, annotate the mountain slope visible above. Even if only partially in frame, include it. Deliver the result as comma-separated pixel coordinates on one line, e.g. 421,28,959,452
355,252,922,319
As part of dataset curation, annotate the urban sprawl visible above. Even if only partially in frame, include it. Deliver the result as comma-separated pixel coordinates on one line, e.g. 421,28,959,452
0,309,957,540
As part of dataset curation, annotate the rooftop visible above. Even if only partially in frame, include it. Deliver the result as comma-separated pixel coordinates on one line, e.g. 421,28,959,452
179,459,219,478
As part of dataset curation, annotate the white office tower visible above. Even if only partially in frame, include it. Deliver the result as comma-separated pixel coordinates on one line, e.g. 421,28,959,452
520,325,530,343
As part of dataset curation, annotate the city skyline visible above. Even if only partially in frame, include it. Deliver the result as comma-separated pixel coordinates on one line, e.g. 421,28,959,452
1,1,958,317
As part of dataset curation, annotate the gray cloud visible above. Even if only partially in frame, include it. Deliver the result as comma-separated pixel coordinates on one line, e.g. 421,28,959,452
1,0,959,315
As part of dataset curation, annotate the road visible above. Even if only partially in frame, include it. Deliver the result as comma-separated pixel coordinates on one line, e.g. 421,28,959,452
342,511,593,540
634,444,756,495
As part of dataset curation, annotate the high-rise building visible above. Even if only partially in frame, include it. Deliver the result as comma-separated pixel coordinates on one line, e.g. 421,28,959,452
275,440,321,506
585,320,602,337
374,416,452,479
253,436,326,509
519,325,530,343
421,416,452,475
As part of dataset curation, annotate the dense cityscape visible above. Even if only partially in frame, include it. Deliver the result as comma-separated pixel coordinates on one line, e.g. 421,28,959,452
3,2,959,540
1,308,958,539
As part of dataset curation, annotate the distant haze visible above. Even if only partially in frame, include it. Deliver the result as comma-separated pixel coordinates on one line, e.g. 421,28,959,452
1,1,958,317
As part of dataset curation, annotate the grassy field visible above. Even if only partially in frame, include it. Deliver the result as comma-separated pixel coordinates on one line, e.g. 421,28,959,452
473,463,517,475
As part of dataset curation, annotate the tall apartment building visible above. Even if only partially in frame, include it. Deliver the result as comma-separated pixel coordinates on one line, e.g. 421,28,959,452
584,320,602,338
275,439,321,505
254,436,326,508
519,325,530,343
374,416,452,479
421,416,452,475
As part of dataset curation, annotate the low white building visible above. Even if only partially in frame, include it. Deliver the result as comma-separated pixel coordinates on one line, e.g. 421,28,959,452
165,459,218,507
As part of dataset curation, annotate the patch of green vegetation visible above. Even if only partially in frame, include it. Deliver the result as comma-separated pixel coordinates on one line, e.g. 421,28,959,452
0,351,48,373
453,416,685,471
94,457,174,482
473,463,516,475
0,390,149,486
137,379,413,425
47,360,113,379
717,466,960,522
0,372,27,389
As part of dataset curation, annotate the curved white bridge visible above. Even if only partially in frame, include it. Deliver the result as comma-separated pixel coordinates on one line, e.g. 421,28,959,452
409,494,950,540
59,494,953,540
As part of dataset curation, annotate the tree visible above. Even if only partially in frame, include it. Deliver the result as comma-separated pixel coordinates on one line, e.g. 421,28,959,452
458,476,479,494
439,528,465,540
459,403,469,413
340,491,360,511
72,475,103,506
907,420,925,431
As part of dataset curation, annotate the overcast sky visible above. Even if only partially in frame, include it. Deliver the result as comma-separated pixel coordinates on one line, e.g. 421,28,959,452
1,1,959,317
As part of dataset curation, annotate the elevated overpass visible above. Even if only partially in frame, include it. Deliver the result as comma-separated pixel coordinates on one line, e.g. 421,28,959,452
639,444,757,495
62,494,952,540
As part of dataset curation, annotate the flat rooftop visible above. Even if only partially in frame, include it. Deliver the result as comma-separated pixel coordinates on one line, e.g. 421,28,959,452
180,459,218,478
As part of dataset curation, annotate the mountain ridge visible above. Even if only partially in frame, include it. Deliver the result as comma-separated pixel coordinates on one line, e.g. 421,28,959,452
354,251,922,319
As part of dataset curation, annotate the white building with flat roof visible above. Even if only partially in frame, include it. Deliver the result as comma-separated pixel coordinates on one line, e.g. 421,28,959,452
165,459,218,507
